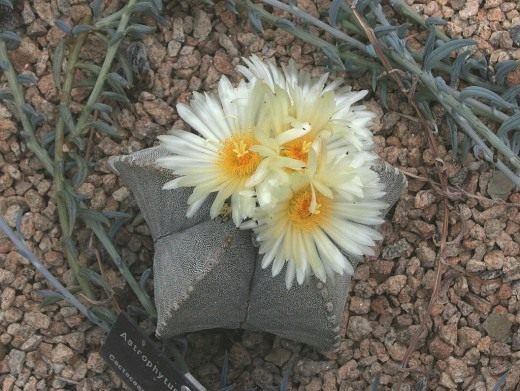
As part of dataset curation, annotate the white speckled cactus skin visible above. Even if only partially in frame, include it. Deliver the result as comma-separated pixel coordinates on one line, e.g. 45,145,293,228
109,147,406,351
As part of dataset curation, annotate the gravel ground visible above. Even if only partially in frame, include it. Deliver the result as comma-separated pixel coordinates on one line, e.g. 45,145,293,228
1,0,520,390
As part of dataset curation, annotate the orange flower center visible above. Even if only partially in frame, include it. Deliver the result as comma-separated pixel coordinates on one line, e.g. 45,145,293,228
218,134,261,178
287,187,330,232
282,136,314,164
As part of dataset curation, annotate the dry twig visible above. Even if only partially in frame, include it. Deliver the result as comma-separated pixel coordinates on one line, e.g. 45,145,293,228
401,170,520,207
349,2,452,388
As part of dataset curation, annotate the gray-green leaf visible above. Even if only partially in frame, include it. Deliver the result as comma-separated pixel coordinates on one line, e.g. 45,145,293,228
0,0,13,8
22,104,45,127
59,104,76,132
17,73,37,86
90,0,102,18
107,72,129,88
492,370,509,391
0,89,13,100
248,10,263,33
0,31,21,50
424,39,475,72
450,50,470,88
329,0,343,26
91,102,113,114
497,112,520,141
422,30,436,66
0,60,9,71
321,45,344,68
495,60,519,86
78,207,110,226
90,306,116,325
72,24,93,36
101,91,130,104
460,86,515,110
54,20,71,34
109,31,124,46
75,62,102,74
275,19,295,30
126,24,156,36
425,16,447,26
57,189,78,237
52,41,65,89
129,2,155,13
139,268,152,290
70,153,89,187
502,85,520,103
91,120,120,138
152,0,163,11
80,268,113,294
446,115,458,153
374,25,406,37
225,0,238,14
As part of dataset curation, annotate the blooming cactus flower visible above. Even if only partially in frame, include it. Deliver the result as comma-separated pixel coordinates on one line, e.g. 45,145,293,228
156,77,265,227
238,55,377,152
158,55,387,288
248,142,387,288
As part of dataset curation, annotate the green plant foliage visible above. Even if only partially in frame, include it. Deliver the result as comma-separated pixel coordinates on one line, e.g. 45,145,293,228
0,0,160,324
235,0,520,187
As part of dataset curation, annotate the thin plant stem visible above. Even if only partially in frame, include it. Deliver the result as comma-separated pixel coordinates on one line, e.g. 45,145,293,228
89,222,157,319
70,0,137,141
347,8,452,387
54,32,96,299
453,115,520,186
388,49,520,172
390,0,450,42
1,25,157,319
339,50,382,72
242,0,343,61
259,0,370,54
340,18,365,36
0,41,54,174
259,0,503,92
408,50,505,93
365,2,520,173
94,7,126,29
235,0,520,181
60,8,157,319
445,86,510,122
0,216,110,331
1,36,95,301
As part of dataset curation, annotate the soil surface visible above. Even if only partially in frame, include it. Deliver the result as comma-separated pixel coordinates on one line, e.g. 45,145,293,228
1,0,520,390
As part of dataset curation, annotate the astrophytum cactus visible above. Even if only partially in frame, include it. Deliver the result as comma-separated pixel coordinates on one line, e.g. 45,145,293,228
109,147,405,351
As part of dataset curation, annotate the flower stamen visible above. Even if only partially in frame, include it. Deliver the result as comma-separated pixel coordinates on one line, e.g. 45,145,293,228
219,134,261,178
287,188,330,232
282,136,315,164
232,139,250,158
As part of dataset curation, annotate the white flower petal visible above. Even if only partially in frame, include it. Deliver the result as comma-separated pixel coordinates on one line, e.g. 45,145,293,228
186,194,209,218
159,54,384,288
177,103,220,141
275,122,311,145
285,261,296,289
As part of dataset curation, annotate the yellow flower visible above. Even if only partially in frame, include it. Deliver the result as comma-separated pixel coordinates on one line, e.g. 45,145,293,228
158,55,386,288
156,77,264,226
238,56,378,209
249,145,387,288
239,55,377,151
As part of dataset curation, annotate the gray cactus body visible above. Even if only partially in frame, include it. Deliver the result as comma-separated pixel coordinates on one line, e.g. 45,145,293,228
109,147,406,351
